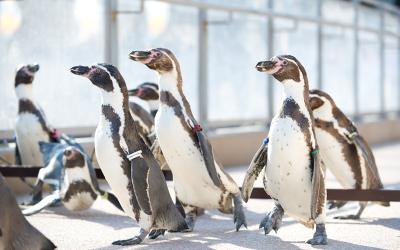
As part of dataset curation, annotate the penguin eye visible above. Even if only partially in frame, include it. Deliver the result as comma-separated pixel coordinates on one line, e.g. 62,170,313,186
282,60,288,66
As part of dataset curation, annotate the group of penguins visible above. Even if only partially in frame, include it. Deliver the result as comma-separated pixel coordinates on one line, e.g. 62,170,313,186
0,48,389,249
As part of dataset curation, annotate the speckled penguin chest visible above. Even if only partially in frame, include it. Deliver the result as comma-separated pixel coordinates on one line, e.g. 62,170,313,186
264,100,314,221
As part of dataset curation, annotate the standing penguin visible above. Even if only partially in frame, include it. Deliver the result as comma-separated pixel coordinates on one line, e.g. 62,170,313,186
242,55,327,245
14,63,60,203
126,84,156,148
14,64,59,165
22,140,122,215
309,89,389,219
0,173,56,250
129,48,247,232
70,63,187,245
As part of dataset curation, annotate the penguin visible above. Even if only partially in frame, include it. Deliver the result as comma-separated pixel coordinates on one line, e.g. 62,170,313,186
14,63,60,204
309,89,390,219
242,55,327,245
126,85,155,148
129,82,192,218
129,48,247,232
0,172,56,250
128,82,160,118
70,63,187,245
14,63,60,165
22,139,122,215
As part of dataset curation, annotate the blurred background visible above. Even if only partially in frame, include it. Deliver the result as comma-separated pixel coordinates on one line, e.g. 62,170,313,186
1,0,400,165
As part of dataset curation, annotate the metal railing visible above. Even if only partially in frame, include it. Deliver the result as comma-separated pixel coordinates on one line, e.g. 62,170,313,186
106,0,400,130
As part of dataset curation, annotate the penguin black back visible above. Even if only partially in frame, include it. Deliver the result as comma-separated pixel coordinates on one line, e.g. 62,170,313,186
0,173,56,250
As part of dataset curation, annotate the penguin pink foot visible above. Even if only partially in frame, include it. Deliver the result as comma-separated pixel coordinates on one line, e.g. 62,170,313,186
306,224,327,245
259,204,284,235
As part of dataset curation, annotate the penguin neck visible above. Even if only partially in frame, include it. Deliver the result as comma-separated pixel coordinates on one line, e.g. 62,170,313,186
15,84,34,100
282,78,311,115
100,88,129,127
158,70,192,115
147,100,159,117
158,70,182,99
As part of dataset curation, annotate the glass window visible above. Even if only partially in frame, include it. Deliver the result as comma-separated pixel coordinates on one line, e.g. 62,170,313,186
358,31,380,114
208,13,268,121
384,36,399,111
0,0,106,131
322,26,355,114
322,0,354,25
116,1,199,115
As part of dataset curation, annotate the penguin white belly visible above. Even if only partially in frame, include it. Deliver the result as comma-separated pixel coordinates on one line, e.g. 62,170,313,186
315,128,357,188
94,125,135,219
15,113,49,165
265,117,312,222
155,107,222,208
62,168,97,211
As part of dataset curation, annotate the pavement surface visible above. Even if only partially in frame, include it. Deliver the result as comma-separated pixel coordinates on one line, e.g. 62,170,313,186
12,142,400,250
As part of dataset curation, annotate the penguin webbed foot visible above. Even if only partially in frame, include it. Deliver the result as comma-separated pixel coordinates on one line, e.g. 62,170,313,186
22,192,43,206
183,213,196,232
233,194,247,231
112,229,147,245
259,205,284,235
334,214,360,220
327,200,347,210
148,229,166,239
306,224,327,245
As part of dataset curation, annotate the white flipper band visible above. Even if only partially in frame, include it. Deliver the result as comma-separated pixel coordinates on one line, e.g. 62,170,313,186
127,150,143,161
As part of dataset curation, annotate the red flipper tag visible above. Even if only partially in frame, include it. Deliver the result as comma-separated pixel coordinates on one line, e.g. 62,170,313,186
192,124,202,133
50,129,62,139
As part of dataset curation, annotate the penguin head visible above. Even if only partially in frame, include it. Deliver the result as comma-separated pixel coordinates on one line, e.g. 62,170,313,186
15,63,40,87
128,82,159,101
70,63,126,93
256,55,307,84
309,89,335,120
129,48,179,74
63,146,85,169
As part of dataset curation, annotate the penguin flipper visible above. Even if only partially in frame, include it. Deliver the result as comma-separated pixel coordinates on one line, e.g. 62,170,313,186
352,135,383,188
15,141,22,165
310,152,325,220
150,138,167,169
196,131,223,187
242,143,268,202
98,189,123,211
130,155,152,215
22,192,60,216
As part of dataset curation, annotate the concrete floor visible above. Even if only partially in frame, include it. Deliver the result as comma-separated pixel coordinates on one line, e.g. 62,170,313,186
16,142,400,250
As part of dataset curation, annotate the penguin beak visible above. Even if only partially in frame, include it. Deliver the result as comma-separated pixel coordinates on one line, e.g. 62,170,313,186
256,57,284,74
256,60,276,73
27,64,40,73
129,50,158,65
70,66,90,76
128,88,142,97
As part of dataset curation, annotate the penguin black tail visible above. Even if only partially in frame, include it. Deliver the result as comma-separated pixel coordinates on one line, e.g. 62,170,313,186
164,203,188,232
98,189,123,211
378,201,390,207
41,238,57,250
